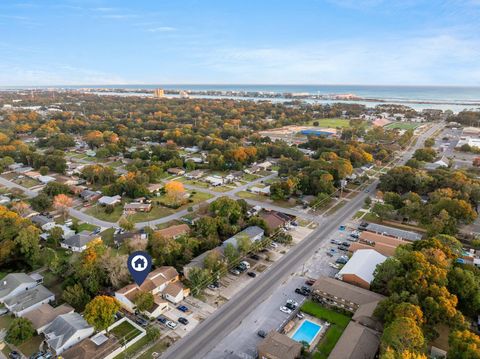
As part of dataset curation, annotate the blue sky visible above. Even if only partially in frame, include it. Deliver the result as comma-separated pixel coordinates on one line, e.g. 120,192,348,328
1,0,480,86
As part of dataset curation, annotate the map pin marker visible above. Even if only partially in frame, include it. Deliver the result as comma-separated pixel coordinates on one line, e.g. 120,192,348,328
127,251,152,286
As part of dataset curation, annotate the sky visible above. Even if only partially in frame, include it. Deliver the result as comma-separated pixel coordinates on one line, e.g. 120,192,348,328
1,0,480,86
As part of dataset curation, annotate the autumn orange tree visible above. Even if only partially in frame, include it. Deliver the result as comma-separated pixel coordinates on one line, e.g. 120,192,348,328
84,295,120,331
53,193,73,219
164,180,186,206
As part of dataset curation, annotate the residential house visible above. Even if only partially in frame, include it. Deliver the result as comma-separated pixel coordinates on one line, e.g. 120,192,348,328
222,226,264,250
0,195,11,205
204,175,224,187
124,202,152,214
61,333,121,359
23,303,74,333
113,230,148,248
257,331,302,359
0,273,38,302
44,312,94,355
257,161,273,171
30,215,55,230
183,248,223,280
4,285,55,316
336,249,387,289
147,183,163,195
115,266,189,317
244,165,261,174
185,169,204,180
61,231,102,252
98,195,121,206
249,185,271,195
79,190,101,203
167,168,185,176
156,224,191,240
37,175,56,184
260,210,294,234
349,231,408,257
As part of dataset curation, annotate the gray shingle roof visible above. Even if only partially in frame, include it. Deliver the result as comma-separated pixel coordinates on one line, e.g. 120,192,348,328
365,223,422,241
44,312,92,351
4,285,54,313
222,226,264,248
0,273,36,299
62,230,98,248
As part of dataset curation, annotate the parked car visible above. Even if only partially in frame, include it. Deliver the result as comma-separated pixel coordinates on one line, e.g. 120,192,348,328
305,279,315,286
339,225,346,231
338,245,349,251
135,317,148,327
296,312,305,319
93,227,101,234
177,305,189,313
330,239,341,244
178,317,189,325
0,307,8,316
295,287,309,296
157,316,167,324
270,242,279,249
9,352,21,359
287,299,299,307
166,320,177,329
336,256,349,265
229,269,240,276
280,306,292,314
257,329,268,338
250,254,260,260
342,241,350,247
329,262,341,269
247,271,256,278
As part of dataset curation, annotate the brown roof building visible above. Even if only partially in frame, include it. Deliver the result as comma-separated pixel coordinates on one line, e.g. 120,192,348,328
61,335,120,359
23,303,74,333
328,321,381,359
156,224,191,239
349,231,407,257
257,331,302,359
260,210,294,233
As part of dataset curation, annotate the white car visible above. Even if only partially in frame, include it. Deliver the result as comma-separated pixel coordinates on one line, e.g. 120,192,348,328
286,299,299,307
270,242,279,249
166,321,177,329
296,312,305,319
280,306,292,314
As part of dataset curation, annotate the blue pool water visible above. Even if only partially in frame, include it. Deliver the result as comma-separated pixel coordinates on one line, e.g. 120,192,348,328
291,320,322,345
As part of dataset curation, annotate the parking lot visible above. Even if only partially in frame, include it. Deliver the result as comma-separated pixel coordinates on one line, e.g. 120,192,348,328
202,220,361,359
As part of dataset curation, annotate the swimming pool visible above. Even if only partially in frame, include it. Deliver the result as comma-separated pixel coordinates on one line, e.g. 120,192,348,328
291,320,322,345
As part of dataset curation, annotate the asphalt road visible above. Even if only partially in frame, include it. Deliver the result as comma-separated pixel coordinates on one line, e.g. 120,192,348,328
161,122,443,359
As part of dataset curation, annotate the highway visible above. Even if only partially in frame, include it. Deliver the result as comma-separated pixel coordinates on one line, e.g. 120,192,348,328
161,122,443,359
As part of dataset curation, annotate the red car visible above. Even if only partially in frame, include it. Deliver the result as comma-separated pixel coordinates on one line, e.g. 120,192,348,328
305,279,315,286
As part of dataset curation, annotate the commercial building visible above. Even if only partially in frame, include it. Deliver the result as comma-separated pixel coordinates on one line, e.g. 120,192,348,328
349,231,408,257
364,223,422,242
336,249,387,289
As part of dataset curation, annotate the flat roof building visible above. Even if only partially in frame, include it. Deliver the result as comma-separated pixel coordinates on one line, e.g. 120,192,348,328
337,249,387,289
364,223,422,242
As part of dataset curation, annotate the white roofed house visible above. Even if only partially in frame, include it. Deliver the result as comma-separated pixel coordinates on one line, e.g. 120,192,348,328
0,273,38,303
221,226,264,250
43,312,94,355
97,195,122,206
61,231,102,252
4,284,55,316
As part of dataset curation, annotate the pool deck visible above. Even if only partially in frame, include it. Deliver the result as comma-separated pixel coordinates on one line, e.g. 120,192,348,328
286,314,329,351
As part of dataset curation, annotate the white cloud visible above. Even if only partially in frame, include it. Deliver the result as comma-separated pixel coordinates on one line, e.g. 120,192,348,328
0,64,126,86
147,26,176,32
196,34,480,85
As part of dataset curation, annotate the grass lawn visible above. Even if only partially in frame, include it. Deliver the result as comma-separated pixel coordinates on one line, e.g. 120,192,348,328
236,191,296,208
385,122,420,130
85,204,123,222
242,173,261,182
101,228,116,246
301,301,351,359
308,118,352,128
111,321,142,343
0,314,14,330
138,338,171,359
114,335,151,359
17,335,43,356
77,222,98,232
42,271,65,299
128,205,174,223
353,210,366,219
211,186,231,192
14,177,39,188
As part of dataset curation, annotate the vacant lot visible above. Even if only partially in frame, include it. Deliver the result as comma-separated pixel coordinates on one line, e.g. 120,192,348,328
301,300,351,359
309,118,351,128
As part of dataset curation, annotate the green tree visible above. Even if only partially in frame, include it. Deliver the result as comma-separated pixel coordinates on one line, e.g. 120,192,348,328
223,242,239,264
209,197,242,224
187,267,211,295
448,330,480,359
447,267,480,318
48,226,64,246
84,295,121,331
30,193,53,212
62,283,91,311
14,225,41,264
5,317,35,345
134,291,154,312
381,317,425,354
119,217,135,232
